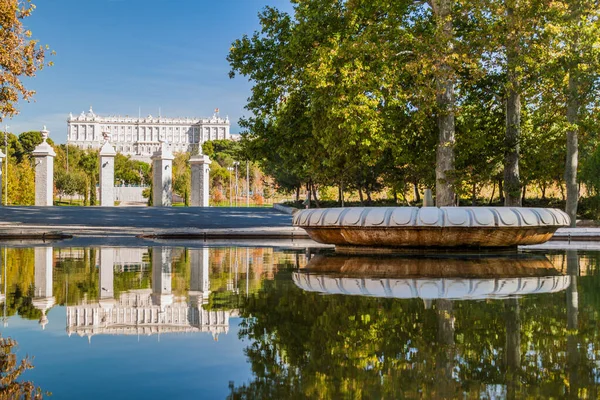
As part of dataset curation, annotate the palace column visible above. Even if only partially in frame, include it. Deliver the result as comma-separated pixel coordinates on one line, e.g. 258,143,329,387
32,126,56,206
33,246,55,329
151,141,174,206
189,155,211,207
99,135,117,206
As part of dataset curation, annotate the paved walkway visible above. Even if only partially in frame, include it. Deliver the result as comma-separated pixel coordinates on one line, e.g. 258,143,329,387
0,206,307,238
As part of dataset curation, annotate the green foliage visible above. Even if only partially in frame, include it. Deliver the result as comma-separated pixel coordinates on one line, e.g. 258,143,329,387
55,170,87,200
114,153,150,186
173,152,190,204
229,0,600,213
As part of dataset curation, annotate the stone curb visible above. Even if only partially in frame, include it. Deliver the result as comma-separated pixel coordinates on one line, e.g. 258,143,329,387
273,203,299,215
0,231,72,240
0,226,310,240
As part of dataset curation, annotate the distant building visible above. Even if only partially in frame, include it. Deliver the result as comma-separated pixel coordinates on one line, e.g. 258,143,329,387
67,107,230,162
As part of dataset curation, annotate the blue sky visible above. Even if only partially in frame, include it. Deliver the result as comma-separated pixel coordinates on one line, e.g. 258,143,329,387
6,0,294,143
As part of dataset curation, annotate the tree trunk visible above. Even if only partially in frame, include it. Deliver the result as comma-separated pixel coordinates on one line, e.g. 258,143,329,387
358,185,364,204
504,298,521,399
413,183,420,203
365,188,372,205
311,182,320,208
565,71,579,227
471,183,477,206
295,186,300,203
489,181,496,205
435,299,456,397
504,1,522,207
541,184,546,200
432,0,456,207
566,250,580,399
89,176,97,206
499,179,505,203
305,182,311,209
521,184,526,204
393,189,398,204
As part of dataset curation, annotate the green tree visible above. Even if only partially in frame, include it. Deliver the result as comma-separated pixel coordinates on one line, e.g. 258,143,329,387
0,0,51,122
78,151,98,205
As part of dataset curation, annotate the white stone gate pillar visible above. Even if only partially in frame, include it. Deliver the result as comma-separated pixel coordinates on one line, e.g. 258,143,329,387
190,154,211,207
99,135,116,206
32,127,56,206
151,141,174,207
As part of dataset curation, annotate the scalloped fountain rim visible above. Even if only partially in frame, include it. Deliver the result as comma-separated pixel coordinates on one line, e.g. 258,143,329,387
292,272,571,300
293,207,570,229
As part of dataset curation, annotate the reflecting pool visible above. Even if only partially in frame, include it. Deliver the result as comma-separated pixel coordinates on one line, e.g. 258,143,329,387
0,245,599,399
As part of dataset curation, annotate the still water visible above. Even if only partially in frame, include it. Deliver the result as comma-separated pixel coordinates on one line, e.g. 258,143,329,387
0,245,598,399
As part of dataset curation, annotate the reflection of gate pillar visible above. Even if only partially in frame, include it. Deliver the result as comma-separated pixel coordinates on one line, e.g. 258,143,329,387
99,248,116,308
33,246,55,329
190,248,210,305
152,247,173,306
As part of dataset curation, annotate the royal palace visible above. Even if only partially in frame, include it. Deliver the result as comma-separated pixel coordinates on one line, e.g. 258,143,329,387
67,107,231,161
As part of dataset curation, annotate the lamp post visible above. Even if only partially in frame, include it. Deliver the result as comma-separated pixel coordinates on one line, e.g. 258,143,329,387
233,161,239,207
227,167,234,207
246,161,250,207
4,125,8,206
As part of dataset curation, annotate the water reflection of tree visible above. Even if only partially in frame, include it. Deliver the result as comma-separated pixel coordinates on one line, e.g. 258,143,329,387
0,336,44,399
228,265,600,399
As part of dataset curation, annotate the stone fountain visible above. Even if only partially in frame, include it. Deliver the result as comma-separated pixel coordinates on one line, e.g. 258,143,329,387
293,207,570,252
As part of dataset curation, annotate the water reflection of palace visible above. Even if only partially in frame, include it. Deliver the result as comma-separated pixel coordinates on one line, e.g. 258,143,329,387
66,247,236,340
2,246,242,339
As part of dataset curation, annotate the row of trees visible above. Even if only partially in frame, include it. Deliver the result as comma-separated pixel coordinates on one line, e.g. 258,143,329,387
229,0,600,223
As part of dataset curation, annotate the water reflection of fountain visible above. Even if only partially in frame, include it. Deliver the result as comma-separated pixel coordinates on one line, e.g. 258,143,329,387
293,253,570,300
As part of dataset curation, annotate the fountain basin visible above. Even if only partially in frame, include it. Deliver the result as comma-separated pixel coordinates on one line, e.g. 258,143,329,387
293,207,570,250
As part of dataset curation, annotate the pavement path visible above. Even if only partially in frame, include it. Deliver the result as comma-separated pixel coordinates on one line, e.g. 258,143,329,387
0,206,307,238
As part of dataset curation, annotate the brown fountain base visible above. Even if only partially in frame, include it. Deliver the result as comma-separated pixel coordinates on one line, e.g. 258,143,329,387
294,207,569,253
304,226,557,254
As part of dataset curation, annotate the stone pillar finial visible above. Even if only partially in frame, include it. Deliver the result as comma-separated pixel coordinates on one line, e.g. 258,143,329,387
151,141,174,207
190,154,211,207
32,127,56,206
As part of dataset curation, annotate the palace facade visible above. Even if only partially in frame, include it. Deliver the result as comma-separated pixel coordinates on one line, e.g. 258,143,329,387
67,107,231,161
